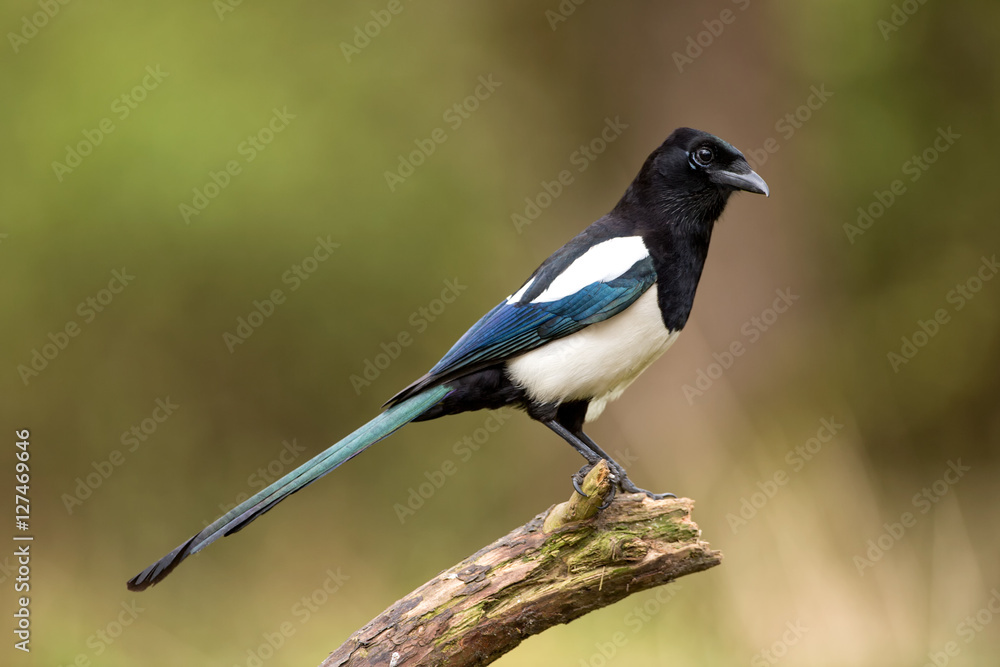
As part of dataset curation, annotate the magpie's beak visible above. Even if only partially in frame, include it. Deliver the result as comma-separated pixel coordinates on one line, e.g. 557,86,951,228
710,162,770,197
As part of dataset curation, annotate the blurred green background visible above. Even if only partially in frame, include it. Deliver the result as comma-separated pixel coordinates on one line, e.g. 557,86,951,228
3,1,999,665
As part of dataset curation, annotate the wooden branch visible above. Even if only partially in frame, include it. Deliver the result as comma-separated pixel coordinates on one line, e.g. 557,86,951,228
323,461,721,667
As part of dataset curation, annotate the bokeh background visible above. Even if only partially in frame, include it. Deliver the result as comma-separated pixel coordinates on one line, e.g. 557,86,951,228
3,1,999,665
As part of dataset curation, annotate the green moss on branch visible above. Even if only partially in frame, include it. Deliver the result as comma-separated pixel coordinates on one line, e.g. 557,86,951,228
323,461,721,667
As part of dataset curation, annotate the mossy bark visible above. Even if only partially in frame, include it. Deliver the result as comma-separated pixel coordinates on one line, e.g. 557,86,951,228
323,461,721,667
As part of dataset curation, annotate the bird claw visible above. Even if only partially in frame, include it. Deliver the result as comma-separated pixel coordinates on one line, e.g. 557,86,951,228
617,475,675,499
571,463,670,505
597,484,616,510
571,464,616,509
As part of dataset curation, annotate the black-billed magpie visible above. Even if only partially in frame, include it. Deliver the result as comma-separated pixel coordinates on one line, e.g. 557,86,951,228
128,127,768,590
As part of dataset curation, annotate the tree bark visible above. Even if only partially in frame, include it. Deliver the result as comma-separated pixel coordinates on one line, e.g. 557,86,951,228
323,461,721,667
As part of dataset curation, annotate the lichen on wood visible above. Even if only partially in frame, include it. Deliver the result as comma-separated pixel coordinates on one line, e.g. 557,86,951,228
323,461,721,667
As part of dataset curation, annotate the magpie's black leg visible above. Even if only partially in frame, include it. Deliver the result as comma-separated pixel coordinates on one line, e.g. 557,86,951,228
554,401,675,500
543,420,615,500
542,418,603,466
531,400,603,465
575,430,675,500
539,405,616,500
538,401,673,501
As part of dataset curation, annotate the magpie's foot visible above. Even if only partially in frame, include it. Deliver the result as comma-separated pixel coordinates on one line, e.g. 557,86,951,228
571,468,588,497
572,463,618,508
614,469,676,500
573,457,674,500
598,483,617,510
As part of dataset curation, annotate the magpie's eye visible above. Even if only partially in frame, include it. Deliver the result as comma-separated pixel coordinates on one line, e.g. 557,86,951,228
693,146,714,167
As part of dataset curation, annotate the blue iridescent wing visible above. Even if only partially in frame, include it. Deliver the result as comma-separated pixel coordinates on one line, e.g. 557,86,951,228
388,256,656,404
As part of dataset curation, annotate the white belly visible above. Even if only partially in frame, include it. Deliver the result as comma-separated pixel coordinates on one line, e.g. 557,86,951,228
506,286,679,422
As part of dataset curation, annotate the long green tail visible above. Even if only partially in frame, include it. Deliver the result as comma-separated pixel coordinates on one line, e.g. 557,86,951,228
127,385,450,591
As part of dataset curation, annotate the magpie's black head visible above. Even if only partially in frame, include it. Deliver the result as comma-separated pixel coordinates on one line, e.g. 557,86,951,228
619,127,768,226
655,127,769,197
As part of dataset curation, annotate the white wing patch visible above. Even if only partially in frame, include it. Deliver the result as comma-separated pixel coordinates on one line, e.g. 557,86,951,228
532,236,649,304
506,277,536,304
